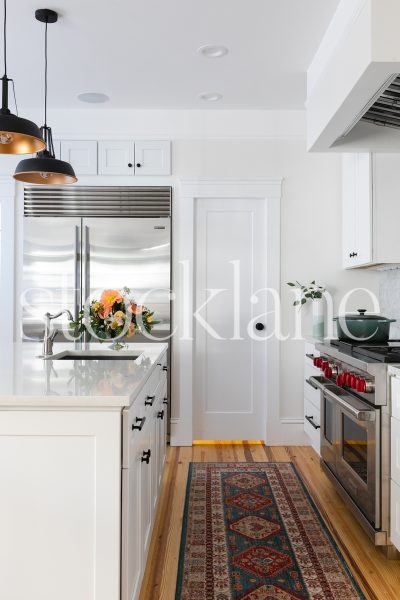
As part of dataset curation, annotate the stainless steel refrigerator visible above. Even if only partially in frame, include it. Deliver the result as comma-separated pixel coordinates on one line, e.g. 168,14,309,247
21,186,172,343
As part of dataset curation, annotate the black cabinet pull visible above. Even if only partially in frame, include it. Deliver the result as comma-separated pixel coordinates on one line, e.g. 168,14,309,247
145,395,155,406
305,415,320,430
163,398,168,405
132,417,146,431
349,252,358,258
255,322,265,331
163,365,168,371
136,162,142,168
157,410,164,420
128,162,133,168
141,449,151,464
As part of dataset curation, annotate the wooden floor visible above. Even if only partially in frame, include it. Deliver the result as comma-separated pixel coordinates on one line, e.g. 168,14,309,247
139,444,400,600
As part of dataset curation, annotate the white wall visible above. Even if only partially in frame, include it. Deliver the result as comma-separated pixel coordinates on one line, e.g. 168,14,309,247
2,109,379,439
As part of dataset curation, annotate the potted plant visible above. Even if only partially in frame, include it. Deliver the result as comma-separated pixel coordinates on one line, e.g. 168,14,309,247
287,280,326,338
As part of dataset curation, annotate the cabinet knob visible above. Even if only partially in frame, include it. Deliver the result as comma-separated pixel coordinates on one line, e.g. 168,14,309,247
163,398,168,405
145,395,155,406
255,323,265,331
163,365,168,371
157,410,164,420
349,252,358,258
136,162,142,168
132,416,146,431
128,163,133,168
141,449,151,464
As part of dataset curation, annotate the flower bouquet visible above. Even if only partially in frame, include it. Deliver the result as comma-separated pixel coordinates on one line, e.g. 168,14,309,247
71,287,159,347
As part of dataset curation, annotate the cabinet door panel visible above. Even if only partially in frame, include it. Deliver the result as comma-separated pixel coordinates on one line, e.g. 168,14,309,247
60,140,97,175
342,154,357,268
354,153,372,266
134,141,171,175
98,141,135,175
121,437,142,600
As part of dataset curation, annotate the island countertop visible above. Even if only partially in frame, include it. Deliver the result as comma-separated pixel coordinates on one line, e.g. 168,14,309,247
0,342,168,409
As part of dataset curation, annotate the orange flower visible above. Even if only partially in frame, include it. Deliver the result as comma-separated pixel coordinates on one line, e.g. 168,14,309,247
128,303,143,315
100,289,123,307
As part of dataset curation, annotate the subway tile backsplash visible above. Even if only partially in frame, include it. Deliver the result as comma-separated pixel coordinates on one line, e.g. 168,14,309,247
379,268,400,339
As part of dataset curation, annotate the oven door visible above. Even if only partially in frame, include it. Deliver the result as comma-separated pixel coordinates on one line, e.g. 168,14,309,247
320,386,337,475
324,386,380,527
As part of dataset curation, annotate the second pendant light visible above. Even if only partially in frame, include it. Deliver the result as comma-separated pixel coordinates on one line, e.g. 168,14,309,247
14,9,77,185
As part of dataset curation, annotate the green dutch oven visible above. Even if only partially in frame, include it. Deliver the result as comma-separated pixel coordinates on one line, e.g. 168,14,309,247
333,309,396,343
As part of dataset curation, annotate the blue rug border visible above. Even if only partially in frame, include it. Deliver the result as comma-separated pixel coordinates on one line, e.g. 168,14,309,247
174,461,366,600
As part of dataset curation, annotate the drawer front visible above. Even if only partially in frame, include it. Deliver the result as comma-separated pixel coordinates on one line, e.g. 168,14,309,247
392,375,400,421
304,397,321,456
122,385,148,468
304,364,321,410
392,416,400,485
391,479,400,551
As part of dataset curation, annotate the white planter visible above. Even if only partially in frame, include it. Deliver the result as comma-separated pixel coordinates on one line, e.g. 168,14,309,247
312,298,325,339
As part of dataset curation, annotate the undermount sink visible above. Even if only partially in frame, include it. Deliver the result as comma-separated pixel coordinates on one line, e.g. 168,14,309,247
42,350,143,361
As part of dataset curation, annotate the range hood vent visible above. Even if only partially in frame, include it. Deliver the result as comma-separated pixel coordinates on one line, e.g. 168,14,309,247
360,74,400,130
24,185,172,217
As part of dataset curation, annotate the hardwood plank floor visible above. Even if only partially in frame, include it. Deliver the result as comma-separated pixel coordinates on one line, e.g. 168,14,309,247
139,444,400,600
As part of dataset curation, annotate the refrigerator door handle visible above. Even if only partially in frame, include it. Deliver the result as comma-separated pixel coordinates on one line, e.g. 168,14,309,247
82,224,90,307
74,225,81,321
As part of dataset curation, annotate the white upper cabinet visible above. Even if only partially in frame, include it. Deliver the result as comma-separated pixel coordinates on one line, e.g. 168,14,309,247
98,141,135,175
342,153,372,268
98,140,171,176
134,141,171,176
343,153,400,268
60,140,97,175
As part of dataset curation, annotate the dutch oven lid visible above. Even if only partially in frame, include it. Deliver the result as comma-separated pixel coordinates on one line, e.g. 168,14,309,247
333,309,396,322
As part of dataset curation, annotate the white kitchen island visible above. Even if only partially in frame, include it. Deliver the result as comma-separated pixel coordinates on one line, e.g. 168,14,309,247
0,342,168,600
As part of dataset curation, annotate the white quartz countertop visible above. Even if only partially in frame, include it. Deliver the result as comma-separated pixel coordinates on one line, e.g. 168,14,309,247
0,342,167,409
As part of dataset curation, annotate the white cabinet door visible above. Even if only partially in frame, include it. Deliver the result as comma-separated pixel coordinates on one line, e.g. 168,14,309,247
98,141,135,175
391,479,400,551
60,140,97,175
121,429,142,600
139,414,153,559
0,410,121,600
134,140,171,175
342,153,372,268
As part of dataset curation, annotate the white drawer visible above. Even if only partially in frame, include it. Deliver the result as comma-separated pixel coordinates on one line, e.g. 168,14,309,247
304,397,320,456
122,385,148,468
391,374,400,420
304,365,321,410
391,417,400,485
391,479,400,551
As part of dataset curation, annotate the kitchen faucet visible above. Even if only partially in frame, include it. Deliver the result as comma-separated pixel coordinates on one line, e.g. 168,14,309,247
42,309,74,357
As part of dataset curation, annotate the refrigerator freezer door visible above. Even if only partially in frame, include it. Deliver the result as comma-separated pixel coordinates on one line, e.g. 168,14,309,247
82,218,171,338
21,217,81,341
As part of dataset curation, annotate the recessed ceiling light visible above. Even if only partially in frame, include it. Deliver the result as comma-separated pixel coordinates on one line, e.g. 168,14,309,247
198,44,228,58
78,92,110,104
199,92,223,102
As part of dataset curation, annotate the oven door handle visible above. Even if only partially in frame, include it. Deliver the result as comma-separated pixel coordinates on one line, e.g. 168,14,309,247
323,386,376,422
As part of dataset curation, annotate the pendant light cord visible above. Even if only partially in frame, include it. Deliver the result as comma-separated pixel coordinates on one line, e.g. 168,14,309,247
3,0,6,77
44,18,48,127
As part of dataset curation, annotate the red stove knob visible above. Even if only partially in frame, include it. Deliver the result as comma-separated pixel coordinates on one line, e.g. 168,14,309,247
336,373,345,386
313,356,319,367
350,375,359,389
322,360,329,370
324,367,333,378
343,372,352,386
356,378,367,393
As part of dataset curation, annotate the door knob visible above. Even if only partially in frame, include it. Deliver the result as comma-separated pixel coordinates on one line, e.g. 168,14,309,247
128,163,133,168
255,323,265,331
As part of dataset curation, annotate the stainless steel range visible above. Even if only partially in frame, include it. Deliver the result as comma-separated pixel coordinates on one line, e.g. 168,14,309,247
310,340,400,558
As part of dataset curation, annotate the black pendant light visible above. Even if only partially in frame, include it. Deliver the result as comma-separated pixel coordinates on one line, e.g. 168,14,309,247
14,9,77,184
0,0,45,154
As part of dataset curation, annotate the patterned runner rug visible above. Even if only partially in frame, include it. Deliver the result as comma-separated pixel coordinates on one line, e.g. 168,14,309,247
175,462,365,600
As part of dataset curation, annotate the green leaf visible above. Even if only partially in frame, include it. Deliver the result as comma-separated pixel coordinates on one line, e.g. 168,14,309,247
287,282,295,287
293,300,300,306
301,298,307,304
311,280,315,285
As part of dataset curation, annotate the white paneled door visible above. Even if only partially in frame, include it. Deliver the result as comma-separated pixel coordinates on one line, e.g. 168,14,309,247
194,198,268,441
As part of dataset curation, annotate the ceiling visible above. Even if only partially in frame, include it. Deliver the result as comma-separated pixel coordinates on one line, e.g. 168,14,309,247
5,0,339,111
